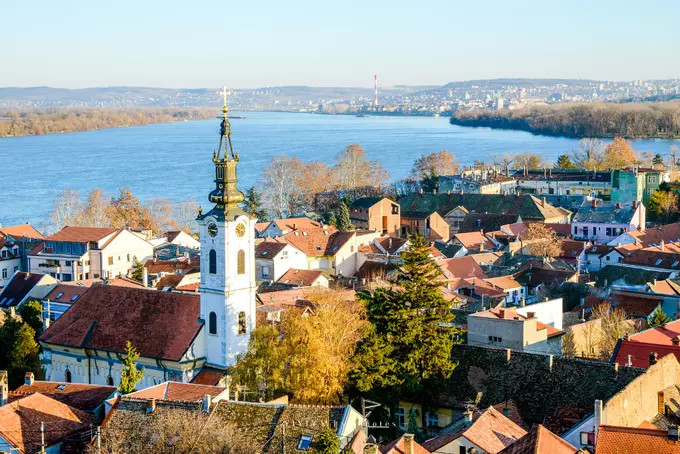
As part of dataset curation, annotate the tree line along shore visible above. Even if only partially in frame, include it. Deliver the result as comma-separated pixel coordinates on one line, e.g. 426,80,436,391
450,100,680,139
0,107,216,137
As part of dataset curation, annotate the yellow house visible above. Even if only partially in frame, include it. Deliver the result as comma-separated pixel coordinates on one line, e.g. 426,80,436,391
396,400,457,430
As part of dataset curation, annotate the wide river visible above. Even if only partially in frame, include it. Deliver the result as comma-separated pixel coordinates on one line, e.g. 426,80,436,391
1,111,678,228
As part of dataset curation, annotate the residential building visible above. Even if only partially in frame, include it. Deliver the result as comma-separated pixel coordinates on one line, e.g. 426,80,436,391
379,434,429,454
348,196,400,236
255,239,307,282
143,257,200,288
584,245,624,272
467,307,564,355
609,221,680,248
514,168,611,198
610,167,670,204
42,282,92,321
0,223,45,271
0,271,58,309
611,319,680,368
421,407,527,454
513,263,579,296
400,209,450,241
457,213,521,234
619,248,680,273
127,381,230,402
483,275,526,306
572,200,645,243
28,226,154,281
276,268,329,288
165,230,201,249
437,172,517,195
0,237,20,287
452,231,501,253
257,217,328,238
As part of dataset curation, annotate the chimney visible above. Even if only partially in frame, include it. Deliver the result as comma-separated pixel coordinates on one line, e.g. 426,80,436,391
388,238,393,250
202,394,212,412
592,199,597,208
403,434,415,454
25,372,34,386
615,202,621,209
43,317,50,331
527,311,536,319
627,354,633,367
499,309,505,318
542,196,546,207
650,351,658,366
0,371,7,406
669,425,679,441
661,240,665,252
520,297,526,307
594,399,603,442
142,267,148,288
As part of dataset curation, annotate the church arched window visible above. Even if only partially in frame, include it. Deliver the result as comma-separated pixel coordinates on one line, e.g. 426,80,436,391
238,311,247,334
65,369,72,383
209,311,217,335
209,249,217,274
237,250,245,275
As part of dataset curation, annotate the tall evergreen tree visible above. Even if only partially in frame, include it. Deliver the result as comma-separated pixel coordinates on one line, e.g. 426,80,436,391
19,300,43,335
554,154,576,169
119,341,144,394
649,306,671,327
335,201,353,232
0,318,44,388
241,186,268,221
351,234,461,393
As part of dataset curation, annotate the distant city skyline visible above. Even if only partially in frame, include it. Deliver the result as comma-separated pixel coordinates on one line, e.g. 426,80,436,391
3,0,680,89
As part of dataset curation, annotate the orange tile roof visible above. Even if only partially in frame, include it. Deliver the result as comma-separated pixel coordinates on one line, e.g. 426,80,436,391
191,367,226,386
596,425,680,454
0,223,44,240
648,279,680,296
455,231,496,250
12,381,116,413
628,319,680,345
439,256,487,281
46,226,119,243
498,424,578,454
276,268,324,286
0,393,94,453
484,275,522,291
631,222,680,247
127,381,226,402
255,238,292,258
284,229,352,257
380,434,429,454
143,259,198,274
472,308,564,338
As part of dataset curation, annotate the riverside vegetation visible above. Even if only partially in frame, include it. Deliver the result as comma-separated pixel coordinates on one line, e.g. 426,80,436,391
0,107,215,137
450,101,680,138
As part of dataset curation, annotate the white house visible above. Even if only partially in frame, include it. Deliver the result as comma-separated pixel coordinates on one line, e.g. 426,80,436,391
0,238,20,287
255,239,307,282
0,271,58,310
572,200,645,244
29,226,154,281
483,275,527,307
166,230,200,249
585,245,625,272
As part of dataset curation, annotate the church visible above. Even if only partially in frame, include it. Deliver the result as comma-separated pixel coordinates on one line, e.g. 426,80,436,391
39,94,257,388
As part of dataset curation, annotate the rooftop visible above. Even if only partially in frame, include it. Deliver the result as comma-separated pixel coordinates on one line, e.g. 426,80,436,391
276,268,324,287
596,425,680,454
0,271,46,307
573,200,638,224
12,381,117,413
127,381,227,402
498,424,579,454
0,223,44,240
45,226,119,243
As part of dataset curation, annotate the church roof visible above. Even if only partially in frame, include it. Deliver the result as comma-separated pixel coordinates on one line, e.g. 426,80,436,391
39,284,203,361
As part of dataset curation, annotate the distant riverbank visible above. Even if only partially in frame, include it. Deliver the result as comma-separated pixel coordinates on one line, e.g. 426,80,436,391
450,101,680,139
0,107,217,138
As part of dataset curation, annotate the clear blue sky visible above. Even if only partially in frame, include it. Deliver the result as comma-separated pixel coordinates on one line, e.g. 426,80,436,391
2,0,679,88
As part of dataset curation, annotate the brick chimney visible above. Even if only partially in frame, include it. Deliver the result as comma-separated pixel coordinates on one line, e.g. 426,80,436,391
592,199,597,208
650,352,658,366
403,434,415,454
25,371,34,386
0,371,7,406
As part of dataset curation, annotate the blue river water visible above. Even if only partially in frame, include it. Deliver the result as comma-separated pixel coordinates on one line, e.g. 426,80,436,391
0,111,678,227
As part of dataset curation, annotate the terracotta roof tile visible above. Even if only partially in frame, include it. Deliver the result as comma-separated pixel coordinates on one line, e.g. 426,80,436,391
12,382,117,413
0,223,44,240
498,424,578,454
276,269,324,287
127,381,226,402
596,425,680,454
40,285,202,361
0,393,94,453
454,231,497,250
255,238,291,258
191,367,226,386
143,259,199,274
46,226,119,243
44,283,91,304
439,256,487,281
380,434,429,454
484,275,522,291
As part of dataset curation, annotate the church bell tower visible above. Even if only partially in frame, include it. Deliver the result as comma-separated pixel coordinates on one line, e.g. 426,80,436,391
197,88,257,369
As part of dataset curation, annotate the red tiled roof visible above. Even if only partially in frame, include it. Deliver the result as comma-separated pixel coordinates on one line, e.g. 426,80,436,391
484,275,522,291
498,424,578,454
621,249,680,269
155,274,185,290
12,381,116,413
255,238,290,258
276,268,324,286
270,217,331,235
380,434,429,454
439,256,487,281
558,240,587,259
422,407,526,453
44,283,91,304
0,393,94,453
612,339,680,368
0,223,44,240
455,231,496,250
46,226,119,243
143,259,199,274
40,285,202,361
542,405,592,436
177,282,200,292
0,272,46,307
191,367,226,386
630,222,680,248
375,236,408,255
596,425,680,454
127,381,226,402
649,279,680,296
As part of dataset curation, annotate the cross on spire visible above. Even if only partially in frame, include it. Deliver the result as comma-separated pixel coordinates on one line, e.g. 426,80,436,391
220,86,229,109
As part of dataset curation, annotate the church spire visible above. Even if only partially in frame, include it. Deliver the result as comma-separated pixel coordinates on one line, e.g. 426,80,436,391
208,86,245,211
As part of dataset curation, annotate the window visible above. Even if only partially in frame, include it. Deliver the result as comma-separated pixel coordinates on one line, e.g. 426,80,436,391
395,407,405,427
209,250,217,274
426,411,439,427
71,295,79,302
237,250,245,275
459,447,467,454
65,369,72,383
573,226,577,235
209,312,217,335
107,375,114,386
1,269,6,279
606,228,612,236
262,266,270,279
108,257,113,265
580,432,595,446
65,260,72,266
488,336,503,343
238,311,247,334
297,435,313,451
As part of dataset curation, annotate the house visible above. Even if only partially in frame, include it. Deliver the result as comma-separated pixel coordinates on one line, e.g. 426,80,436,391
421,407,527,454
0,271,58,309
556,240,588,271
437,171,517,196
562,354,680,450
257,217,329,238
467,307,564,355
0,237,21,287
483,275,526,306
0,388,95,454
452,231,501,254
497,424,579,454
0,223,45,273
378,434,429,454
165,230,200,249
610,221,680,248
13,372,118,420
39,285,205,389
400,209,450,241
444,205,469,234
513,168,611,198
255,239,307,282
584,245,624,272
348,196,401,236
572,200,645,243
276,268,329,288
513,263,579,296
439,256,487,283
595,425,680,454
610,167,670,205
457,213,521,234
611,319,680,368
28,226,154,281
619,248,680,273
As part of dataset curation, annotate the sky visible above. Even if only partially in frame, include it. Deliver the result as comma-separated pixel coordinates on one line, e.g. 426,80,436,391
2,0,679,89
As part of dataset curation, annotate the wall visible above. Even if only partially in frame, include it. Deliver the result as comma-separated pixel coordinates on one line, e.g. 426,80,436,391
431,435,484,454
517,298,563,329
397,400,456,430
101,229,154,279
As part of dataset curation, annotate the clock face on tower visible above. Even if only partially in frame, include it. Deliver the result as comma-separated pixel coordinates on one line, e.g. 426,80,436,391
235,223,246,237
208,223,218,237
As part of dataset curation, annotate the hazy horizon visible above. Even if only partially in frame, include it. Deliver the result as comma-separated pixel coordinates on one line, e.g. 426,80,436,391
3,0,679,89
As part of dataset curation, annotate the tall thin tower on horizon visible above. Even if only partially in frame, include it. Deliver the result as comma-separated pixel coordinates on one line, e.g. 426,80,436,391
374,74,379,106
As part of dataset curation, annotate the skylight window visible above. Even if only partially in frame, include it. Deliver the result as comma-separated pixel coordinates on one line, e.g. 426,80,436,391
656,259,663,265
297,435,313,451
71,295,79,302
673,261,679,268
55,292,64,299
57,384,67,390
262,251,268,256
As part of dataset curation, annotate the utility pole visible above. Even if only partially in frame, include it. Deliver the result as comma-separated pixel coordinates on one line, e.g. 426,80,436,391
40,422,45,454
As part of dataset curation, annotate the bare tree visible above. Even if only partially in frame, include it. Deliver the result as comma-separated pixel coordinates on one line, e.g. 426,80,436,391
524,223,561,258
571,138,606,170
335,145,389,198
173,200,199,233
82,189,112,227
591,303,630,360
411,150,460,179
50,189,85,231
260,156,304,218
491,153,514,176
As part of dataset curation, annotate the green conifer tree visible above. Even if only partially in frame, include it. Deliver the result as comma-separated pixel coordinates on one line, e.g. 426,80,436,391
119,341,144,394
555,155,575,169
241,186,268,221
335,201,353,232
649,306,671,327
311,425,341,454
0,318,44,388
19,300,43,334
